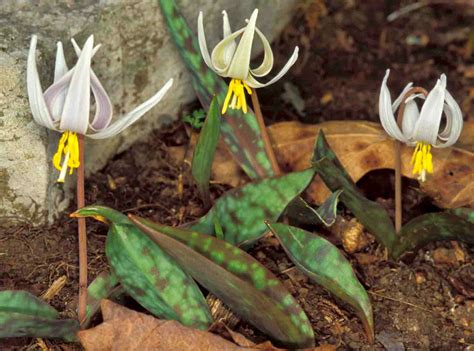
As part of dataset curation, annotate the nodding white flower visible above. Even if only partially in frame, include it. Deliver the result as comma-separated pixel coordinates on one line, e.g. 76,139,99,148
379,69,463,182
27,35,173,182
198,9,299,114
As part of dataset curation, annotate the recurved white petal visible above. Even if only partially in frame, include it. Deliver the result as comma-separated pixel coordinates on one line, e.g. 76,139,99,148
59,35,94,134
401,98,419,140
412,74,446,145
245,46,298,88
222,10,237,66
69,37,112,131
436,89,463,147
43,68,74,121
378,69,408,143
88,78,173,139
49,42,69,120
225,9,259,79
26,35,56,130
71,38,101,59
89,71,113,131
54,42,68,82
198,11,214,70
392,82,414,111
250,26,274,77
210,27,245,75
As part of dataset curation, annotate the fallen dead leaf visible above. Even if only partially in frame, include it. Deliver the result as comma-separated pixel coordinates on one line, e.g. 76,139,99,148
77,300,240,351
78,300,335,351
432,248,460,267
271,121,473,209
170,121,473,209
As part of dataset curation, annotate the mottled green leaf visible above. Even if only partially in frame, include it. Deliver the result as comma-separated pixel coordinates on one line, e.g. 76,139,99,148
312,131,397,250
159,0,274,179
285,190,342,227
266,222,374,343
187,168,316,246
192,96,221,208
0,290,58,319
129,215,315,349
449,207,474,223
0,290,79,340
84,271,123,328
392,212,474,259
73,206,212,330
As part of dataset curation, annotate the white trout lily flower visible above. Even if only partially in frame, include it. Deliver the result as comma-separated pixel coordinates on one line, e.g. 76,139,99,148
198,9,299,114
379,69,463,182
27,35,173,182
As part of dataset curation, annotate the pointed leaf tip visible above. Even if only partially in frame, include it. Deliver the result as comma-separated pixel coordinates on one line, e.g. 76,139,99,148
192,96,221,208
187,167,316,246
266,222,374,343
129,215,315,349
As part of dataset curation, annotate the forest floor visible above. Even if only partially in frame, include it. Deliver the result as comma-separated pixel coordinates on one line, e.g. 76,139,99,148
1,0,473,349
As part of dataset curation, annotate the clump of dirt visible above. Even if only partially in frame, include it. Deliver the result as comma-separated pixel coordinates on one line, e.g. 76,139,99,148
1,0,473,349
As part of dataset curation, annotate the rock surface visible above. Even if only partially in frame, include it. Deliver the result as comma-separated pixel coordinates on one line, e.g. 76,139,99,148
0,0,297,226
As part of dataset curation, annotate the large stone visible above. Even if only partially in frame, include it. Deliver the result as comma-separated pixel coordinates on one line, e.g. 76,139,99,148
0,0,297,226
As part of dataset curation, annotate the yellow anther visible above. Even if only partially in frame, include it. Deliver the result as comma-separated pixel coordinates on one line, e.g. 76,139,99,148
222,79,252,115
410,142,433,182
53,131,81,183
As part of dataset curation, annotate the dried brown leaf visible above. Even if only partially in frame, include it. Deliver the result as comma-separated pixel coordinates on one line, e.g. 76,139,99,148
77,300,240,351
172,121,473,209
271,121,473,209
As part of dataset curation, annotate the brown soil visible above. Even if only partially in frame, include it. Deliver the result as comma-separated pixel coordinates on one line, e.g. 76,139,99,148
1,1,473,350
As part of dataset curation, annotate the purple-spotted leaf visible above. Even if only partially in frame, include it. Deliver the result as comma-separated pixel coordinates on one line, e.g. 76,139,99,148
392,212,474,259
449,208,474,223
186,168,316,246
192,96,221,208
84,271,124,328
0,290,79,340
285,190,342,227
128,215,315,349
72,206,212,330
312,131,397,251
266,222,374,343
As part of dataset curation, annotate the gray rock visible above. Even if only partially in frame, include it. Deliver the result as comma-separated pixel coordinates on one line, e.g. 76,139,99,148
0,0,297,226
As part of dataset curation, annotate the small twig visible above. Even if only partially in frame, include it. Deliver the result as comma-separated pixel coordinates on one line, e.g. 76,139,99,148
387,1,429,22
394,87,428,233
41,275,67,301
369,290,435,314
77,134,87,327
250,89,281,176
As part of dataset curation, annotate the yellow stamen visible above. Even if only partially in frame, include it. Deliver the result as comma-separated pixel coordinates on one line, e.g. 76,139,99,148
53,131,80,183
221,79,252,115
410,142,433,182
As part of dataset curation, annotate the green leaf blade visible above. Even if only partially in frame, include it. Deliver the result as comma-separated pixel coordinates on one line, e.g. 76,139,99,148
312,131,397,251
0,290,58,319
84,271,123,328
187,168,316,246
0,314,79,340
129,216,315,349
393,212,474,259
192,96,221,208
0,291,79,340
266,222,374,343
74,206,213,330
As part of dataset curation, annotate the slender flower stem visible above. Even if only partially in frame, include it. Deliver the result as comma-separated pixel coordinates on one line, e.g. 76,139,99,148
394,87,428,232
394,141,402,233
77,134,87,326
250,89,281,176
